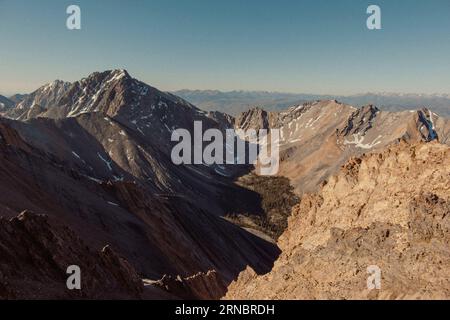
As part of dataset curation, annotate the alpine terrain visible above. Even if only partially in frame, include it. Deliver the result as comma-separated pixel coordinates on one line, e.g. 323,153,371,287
1,70,449,300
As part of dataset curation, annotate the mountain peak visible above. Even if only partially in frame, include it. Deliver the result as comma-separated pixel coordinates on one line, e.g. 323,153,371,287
112,68,129,76
80,69,131,84
106,68,131,79
42,79,71,92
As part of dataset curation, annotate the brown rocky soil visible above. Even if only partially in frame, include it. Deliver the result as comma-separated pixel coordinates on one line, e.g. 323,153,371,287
225,141,450,300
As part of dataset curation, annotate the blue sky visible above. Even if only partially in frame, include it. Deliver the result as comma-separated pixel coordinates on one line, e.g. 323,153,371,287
0,0,449,95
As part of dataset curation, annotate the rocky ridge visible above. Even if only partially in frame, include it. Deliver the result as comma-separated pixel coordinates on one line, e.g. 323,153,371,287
225,141,450,300
236,101,450,194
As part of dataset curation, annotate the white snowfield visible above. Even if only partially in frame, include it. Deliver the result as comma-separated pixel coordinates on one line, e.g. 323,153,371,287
344,133,383,149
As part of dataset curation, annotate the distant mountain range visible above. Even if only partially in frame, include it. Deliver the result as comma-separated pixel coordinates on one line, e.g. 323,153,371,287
5,88,449,118
173,90,450,118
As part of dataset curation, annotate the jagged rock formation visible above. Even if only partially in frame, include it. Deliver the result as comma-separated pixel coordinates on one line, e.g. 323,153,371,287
6,80,71,119
0,211,143,299
236,101,450,194
235,107,271,131
225,141,450,300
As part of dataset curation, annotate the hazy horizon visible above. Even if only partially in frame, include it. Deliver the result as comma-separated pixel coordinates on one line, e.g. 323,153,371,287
1,0,450,95
2,69,450,98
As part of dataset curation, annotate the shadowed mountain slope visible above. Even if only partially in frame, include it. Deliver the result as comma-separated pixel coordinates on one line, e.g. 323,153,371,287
0,71,282,299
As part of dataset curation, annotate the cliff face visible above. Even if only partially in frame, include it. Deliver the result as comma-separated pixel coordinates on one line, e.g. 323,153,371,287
225,141,450,300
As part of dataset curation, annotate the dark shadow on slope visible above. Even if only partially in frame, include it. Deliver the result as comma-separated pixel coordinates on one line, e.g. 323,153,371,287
0,116,280,300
